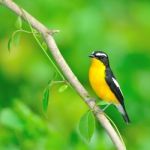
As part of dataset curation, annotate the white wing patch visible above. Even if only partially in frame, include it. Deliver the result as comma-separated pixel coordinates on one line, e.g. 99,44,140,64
112,77,123,95
116,104,125,115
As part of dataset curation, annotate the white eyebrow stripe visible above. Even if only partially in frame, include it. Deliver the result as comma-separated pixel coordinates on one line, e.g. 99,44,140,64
112,77,123,95
95,53,107,57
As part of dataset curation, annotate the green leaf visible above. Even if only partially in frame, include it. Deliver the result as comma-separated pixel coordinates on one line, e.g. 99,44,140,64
78,111,95,142
42,87,50,112
7,32,21,52
58,84,68,93
14,32,21,46
15,16,22,29
8,36,12,52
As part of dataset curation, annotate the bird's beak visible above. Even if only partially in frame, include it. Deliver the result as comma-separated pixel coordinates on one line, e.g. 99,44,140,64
89,54,94,58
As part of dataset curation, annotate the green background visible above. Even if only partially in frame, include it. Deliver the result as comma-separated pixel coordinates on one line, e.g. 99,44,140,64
0,0,150,150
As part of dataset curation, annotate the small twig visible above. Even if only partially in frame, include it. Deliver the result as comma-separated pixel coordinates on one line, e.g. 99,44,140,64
0,0,126,150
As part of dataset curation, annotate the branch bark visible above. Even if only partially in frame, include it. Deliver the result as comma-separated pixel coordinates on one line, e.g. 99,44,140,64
0,0,126,149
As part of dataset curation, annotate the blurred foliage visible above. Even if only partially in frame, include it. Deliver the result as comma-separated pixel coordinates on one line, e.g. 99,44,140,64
0,0,150,149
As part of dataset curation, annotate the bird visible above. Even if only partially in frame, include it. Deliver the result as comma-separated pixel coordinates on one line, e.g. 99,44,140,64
89,50,130,123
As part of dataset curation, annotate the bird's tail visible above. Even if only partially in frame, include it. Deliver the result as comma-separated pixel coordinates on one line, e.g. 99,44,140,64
116,104,130,124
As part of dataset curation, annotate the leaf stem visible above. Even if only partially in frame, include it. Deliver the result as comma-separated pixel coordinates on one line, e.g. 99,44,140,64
105,113,125,148
20,8,65,80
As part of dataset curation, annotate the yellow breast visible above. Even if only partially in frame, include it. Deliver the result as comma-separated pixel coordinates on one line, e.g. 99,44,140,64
89,58,119,104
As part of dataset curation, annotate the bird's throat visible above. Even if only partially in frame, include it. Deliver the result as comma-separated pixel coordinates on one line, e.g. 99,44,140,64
91,58,105,69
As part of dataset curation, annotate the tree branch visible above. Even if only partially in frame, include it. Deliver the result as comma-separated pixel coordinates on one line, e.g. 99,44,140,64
0,0,126,149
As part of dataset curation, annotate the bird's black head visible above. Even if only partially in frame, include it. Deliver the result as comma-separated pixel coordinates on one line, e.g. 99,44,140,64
89,51,109,66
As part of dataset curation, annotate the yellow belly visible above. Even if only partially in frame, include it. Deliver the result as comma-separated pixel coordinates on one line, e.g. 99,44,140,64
89,58,119,104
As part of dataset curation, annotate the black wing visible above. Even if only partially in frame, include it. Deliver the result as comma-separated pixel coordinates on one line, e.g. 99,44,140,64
105,67,130,123
105,67,125,107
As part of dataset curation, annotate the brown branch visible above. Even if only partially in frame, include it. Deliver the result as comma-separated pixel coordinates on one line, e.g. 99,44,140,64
0,0,126,149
